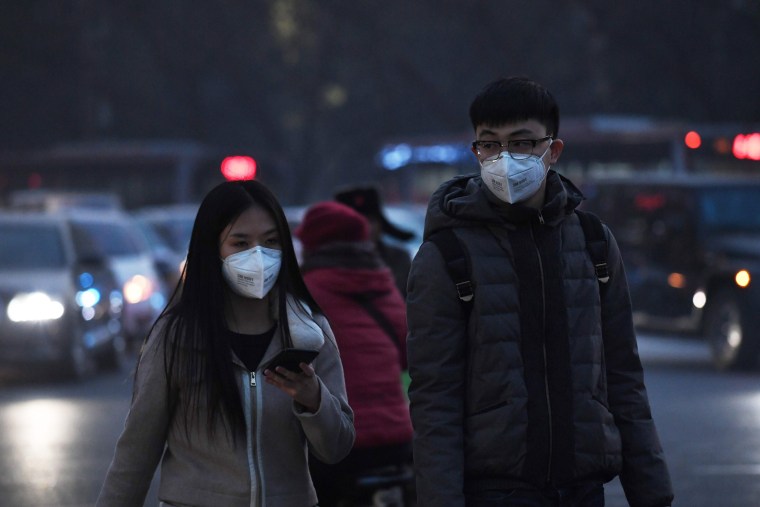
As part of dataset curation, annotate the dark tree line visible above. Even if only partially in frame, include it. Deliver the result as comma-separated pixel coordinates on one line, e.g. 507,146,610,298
1,0,758,202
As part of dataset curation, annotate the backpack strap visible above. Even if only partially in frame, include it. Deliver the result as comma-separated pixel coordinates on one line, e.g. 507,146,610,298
575,209,610,284
427,211,609,309
427,229,474,304
350,293,402,352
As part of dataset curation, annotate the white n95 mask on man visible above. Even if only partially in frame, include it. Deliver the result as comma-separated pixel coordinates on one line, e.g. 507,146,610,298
480,142,552,204
221,246,282,299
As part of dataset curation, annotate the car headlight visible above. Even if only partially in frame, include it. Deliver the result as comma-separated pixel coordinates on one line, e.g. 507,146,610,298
7,292,65,322
735,269,751,288
123,274,154,304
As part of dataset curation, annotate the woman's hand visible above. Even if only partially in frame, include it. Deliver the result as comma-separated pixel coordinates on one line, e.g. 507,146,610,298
263,363,321,412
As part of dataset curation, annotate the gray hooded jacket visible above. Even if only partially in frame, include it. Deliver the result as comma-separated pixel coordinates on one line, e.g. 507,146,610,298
97,297,355,507
406,171,673,507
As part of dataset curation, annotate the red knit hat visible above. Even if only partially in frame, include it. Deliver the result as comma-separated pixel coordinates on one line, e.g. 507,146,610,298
295,201,370,253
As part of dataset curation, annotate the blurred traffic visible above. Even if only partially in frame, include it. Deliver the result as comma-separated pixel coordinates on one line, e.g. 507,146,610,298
0,192,171,381
0,188,424,384
581,173,760,372
7,166,760,381
133,204,198,293
0,212,126,380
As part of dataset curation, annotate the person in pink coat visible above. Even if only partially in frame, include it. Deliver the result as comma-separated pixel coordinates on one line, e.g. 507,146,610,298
296,201,413,506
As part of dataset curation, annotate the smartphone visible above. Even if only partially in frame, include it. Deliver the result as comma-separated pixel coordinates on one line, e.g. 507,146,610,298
262,348,319,373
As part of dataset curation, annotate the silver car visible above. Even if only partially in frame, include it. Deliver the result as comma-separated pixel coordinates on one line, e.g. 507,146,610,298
64,209,166,348
0,212,126,379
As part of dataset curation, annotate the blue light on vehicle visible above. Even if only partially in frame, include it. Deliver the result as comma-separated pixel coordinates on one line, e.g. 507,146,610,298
76,288,101,308
150,292,166,311
379,144,413,170
378,142,473,170
108,318,122,334
110,290,124,314
79,272,94,289
84,332,97,348
415,144,461,164
81,306,96,321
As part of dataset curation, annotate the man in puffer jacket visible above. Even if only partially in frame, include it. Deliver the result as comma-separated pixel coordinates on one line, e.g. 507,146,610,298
406,76,673,507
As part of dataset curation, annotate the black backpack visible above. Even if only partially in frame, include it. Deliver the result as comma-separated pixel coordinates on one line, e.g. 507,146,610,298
427,209,609,310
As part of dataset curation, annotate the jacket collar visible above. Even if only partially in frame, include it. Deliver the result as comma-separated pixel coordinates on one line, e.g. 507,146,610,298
489,170,583,226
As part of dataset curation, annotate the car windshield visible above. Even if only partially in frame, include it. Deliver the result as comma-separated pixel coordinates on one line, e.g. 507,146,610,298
699,187,760,232
150,217,194,253
71,221,144,256
0,223,67,269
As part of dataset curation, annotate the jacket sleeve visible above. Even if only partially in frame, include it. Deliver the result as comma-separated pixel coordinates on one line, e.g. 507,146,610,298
601,228,674,507
96,325,173,507
406,240,469,507
297,315,355,464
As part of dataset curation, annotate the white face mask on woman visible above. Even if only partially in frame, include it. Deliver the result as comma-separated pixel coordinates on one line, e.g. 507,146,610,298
221,246,282,299
480,141,552,204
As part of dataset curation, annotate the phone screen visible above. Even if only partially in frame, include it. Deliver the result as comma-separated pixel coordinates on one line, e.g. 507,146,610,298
262,348,319,373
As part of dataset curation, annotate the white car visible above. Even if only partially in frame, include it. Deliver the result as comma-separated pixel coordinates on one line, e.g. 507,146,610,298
134,205,199,290
133,204,198,256
64,209,166,347
0,212,126,379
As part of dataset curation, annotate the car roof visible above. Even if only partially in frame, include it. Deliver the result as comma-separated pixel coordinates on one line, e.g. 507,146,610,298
0,210,68,225
133,204,200,218
59,207,136,223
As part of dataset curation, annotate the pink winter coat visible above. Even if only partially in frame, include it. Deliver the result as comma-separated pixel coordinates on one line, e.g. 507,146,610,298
301,242,413,449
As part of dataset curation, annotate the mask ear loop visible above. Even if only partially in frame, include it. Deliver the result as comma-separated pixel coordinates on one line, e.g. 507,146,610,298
539,139,554,169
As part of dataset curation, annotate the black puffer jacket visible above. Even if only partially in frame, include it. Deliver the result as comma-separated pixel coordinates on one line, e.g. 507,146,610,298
406,171,673,507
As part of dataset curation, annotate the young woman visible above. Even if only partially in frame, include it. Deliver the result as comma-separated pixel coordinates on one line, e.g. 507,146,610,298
97,180,355,507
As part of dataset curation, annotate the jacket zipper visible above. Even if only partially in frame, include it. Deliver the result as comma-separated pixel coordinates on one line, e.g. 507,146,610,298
254,372,267,507
242,369,264,507
532,214,553,484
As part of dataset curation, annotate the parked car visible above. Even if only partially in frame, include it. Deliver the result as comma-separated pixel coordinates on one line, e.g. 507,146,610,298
0,212,126,380
133,204,198,291
8,189,123,212
133,204,197,255
133,215,187,295
580,174,760,370
63,209,165,348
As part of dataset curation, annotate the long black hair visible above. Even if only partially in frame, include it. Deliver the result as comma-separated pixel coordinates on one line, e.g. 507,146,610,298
139,179,321,440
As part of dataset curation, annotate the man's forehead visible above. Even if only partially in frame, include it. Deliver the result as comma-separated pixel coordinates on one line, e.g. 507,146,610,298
475,120,546,137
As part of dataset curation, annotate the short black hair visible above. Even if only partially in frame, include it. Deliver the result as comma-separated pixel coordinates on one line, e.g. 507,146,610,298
469,76,560,137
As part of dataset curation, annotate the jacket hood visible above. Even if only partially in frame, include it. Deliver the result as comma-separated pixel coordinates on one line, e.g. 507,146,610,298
301,241,397,297
279,295,325,350
304,265,399,298
423,170,585,239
